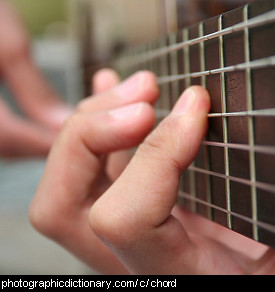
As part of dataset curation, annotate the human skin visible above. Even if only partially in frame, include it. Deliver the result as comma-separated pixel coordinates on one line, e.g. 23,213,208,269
0,0,72,157
29,69,275,275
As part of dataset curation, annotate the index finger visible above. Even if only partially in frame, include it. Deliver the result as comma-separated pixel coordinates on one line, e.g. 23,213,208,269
89,86,211,274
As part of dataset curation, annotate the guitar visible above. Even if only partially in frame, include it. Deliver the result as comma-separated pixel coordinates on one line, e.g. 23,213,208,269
80,0,275,248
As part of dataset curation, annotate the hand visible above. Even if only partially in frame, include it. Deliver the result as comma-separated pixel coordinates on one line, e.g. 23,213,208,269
0,0,72,157
30,70,275,275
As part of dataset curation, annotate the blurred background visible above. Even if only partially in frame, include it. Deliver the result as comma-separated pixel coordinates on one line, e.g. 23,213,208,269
0,0,251,275
0,0,90,275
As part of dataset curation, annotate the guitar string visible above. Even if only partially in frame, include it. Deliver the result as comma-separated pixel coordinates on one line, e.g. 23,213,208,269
163,6,275,239
178,190,275,234
201,141,275,156
156,56,275,85
186,165,275,194
111,4,275,240
115,9,275,69
91,4,275,240
155,108,275,118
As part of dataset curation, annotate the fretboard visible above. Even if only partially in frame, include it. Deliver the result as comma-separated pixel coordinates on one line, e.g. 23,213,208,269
112,0,275,248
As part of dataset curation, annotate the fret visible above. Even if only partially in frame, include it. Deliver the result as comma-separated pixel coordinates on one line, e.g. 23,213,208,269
202,16,217,221
222,7,252,237
190,23,204,213
178,190,275,235
179,20,192,211
111,0,275,247
169,33,180,107
203,16,225,223
219,15,232,230
115,9,275,70
199,22,206,87
183,28,191,88
184,26,197,213
249,0,275,247
147,42,154,73
176,30,185,99
151,41,162,111
159,37,170,111
244,4,259,242
196,21,213,219
166,35,173,109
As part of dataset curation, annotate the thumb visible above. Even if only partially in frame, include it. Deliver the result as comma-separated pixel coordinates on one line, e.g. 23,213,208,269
89,86,210,273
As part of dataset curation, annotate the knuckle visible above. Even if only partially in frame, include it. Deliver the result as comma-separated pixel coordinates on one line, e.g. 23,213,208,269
89,203,137,249
29,200,61,240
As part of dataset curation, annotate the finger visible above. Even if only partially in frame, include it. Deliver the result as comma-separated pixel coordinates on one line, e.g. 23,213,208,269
91,68,131,180
82,70,159,181
30,102,155,274
30,101,155,221
0,99,55,157
0,0,30,66
77,71,159,113
89,86,211,274
3,59,73,131
0,0,73,132
0,120,56,157
92,68,121,94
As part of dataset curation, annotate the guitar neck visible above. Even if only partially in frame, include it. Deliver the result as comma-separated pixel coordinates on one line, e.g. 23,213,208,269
112,0,275,248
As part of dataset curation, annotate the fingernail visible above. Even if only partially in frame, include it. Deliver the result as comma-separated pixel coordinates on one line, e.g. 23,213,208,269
172,88,197,115
109,103,143,120
115,72,144,98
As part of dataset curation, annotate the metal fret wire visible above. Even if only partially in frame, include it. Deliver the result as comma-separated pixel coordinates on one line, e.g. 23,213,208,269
244,5,258,241
169,33,179,106
184,29,197,213
199,21,213,220
178,190,275,234
115,5,275,236
115,9,275,69
160,37,170,110
219,15,232,230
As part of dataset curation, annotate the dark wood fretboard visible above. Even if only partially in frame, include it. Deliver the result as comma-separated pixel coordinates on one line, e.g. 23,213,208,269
112,0,275,248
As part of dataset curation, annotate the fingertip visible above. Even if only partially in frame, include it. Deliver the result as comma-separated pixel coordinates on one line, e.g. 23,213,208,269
47,105,74,129
115,70,159,105
172,86,211,116
189,85,211,112
92,68,121,94
138,71,160,104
